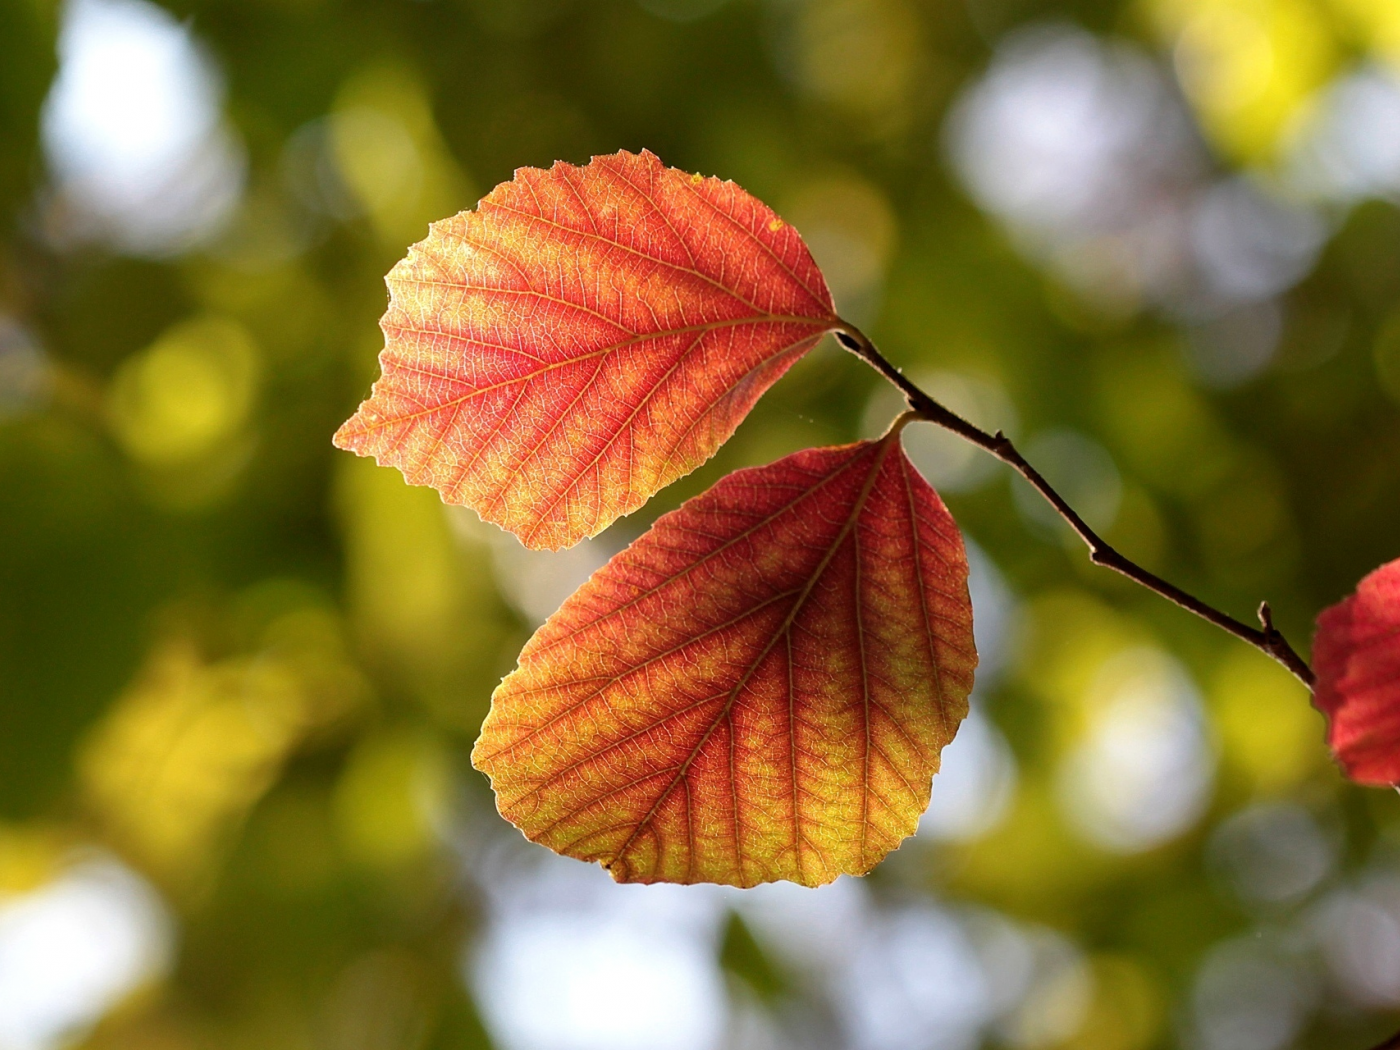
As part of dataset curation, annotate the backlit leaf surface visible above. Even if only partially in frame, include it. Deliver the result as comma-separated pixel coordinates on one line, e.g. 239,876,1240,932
334,149,838,550
1314,557,1400,785
472,428,977,886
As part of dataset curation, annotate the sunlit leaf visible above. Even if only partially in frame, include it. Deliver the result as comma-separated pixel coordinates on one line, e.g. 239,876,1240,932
334,149,838,550
472,425,977,886
1313,557,1400,786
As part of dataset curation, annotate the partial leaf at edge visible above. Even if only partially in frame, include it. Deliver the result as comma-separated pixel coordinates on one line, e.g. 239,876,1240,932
1314,556,1400,786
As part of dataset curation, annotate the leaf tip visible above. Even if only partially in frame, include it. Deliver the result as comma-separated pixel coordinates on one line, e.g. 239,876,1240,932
331,413,365,454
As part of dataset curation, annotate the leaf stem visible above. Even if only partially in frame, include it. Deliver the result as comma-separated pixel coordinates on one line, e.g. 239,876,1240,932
834,322,1315,689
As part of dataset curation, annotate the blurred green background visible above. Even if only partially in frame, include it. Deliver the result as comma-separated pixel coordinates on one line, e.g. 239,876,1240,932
3,0,1400,1048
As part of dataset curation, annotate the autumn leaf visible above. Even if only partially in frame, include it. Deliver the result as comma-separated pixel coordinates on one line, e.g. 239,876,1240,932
471,423,977,887
334,149,839,551
1313,557,1400,786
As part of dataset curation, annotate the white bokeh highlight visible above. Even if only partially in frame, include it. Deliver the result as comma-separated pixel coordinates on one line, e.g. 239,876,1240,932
945,22,1329,387
0,319,49,419
1057,647,1215,853
470,848,727,1050
1188,936,1318,1050
839,905,990,1050
0,858,173,1050
42,0,243,254
1208,802,1337,910
1189,179,1325,303
946,24,1196,257
919,708,1017,843
725,881,1091,1050
1289,65,1400,204
1312,874,1400,1008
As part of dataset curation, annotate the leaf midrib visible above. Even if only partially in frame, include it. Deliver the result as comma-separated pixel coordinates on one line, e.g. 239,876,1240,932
607,434,901,882
344,311,828,436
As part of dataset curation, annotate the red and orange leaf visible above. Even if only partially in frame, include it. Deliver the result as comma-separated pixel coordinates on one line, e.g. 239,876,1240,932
1314,557,1400,786
471,424,977,887
333,149,838,551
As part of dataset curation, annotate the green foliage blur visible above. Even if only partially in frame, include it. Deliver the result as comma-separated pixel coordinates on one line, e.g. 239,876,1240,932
3,0,1400,1048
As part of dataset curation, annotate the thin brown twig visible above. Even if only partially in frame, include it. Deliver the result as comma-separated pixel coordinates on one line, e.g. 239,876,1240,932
834,322,1315,689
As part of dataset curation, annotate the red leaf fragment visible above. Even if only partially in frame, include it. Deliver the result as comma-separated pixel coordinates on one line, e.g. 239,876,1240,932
1314,557,1400,786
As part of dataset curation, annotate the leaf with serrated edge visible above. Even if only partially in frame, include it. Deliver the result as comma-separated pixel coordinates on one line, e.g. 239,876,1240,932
334,149,838,551
472,423,977,886
1314,557,1400,786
